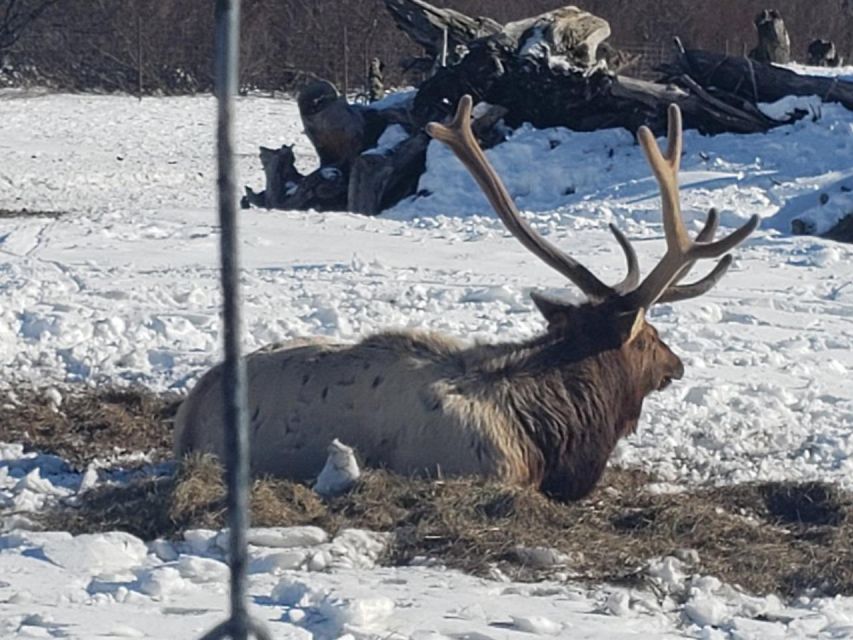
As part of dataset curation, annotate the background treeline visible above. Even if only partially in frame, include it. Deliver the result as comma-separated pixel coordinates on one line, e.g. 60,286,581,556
3,0,851,95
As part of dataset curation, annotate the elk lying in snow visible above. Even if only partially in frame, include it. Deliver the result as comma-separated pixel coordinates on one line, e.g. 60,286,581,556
174,96,759,502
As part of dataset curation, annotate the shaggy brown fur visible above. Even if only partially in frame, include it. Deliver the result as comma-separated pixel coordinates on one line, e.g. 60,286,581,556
174,299,683,502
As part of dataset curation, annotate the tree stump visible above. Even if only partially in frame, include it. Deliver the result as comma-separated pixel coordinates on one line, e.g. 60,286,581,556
347,132,430,215
808,39,842,67
368,58,385,102
749,9,791,64
297,80,367,166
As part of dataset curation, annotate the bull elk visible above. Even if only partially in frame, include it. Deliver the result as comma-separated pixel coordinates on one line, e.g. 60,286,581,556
174,96,759,502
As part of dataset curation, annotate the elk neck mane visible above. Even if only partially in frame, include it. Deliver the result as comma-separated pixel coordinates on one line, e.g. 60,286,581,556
470,312,644,501
361,306,644,501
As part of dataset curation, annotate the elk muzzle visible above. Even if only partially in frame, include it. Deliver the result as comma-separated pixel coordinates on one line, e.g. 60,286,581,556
658,356,685,390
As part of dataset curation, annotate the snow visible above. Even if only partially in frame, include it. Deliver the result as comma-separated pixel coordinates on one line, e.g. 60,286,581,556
8,520,848,639
313,439,361,498
0,72,853,637
363,124,410,156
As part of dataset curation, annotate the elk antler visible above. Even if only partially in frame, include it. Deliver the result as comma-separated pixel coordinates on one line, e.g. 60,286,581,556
426,97,759,310
620,105,760,308
426,95,638,301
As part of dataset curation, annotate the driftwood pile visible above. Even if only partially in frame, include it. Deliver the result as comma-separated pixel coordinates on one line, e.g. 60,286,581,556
242,0,853,221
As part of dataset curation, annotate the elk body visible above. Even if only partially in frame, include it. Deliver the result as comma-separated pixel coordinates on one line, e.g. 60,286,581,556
174,97,758,502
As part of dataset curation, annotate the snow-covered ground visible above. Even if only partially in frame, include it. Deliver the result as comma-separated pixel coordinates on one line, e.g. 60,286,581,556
1,73,852,637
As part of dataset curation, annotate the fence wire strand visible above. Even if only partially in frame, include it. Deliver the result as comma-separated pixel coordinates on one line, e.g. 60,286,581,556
200,1,271,639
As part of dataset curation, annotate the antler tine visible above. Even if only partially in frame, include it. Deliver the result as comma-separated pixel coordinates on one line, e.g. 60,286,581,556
426,95,634,301
624,105,760,309
636,105,690,254
656,255,733,304
668,207,720,288
665,103,683,173
608,223,640,293
694,207,721,241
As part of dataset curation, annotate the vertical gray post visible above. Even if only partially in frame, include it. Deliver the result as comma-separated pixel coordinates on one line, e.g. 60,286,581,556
343,24,350,98
441,27,448,67
199,1,271,639
136,4,143,100
214,0,250,633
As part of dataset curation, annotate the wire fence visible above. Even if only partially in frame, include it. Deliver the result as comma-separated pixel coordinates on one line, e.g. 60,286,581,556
200,1,271,639
611,41,672,80
613,39,756,80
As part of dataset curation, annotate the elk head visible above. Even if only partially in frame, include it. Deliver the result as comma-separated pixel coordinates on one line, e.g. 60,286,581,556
426,96,759,403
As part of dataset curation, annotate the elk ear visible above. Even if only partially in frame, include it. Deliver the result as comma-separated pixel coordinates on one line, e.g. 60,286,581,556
615,308,646,344
530,291,573,323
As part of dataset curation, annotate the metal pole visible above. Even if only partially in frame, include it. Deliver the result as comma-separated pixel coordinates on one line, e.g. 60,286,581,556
136,7,143,100
441,27,448,67
199,1,271,639
343,24,349,98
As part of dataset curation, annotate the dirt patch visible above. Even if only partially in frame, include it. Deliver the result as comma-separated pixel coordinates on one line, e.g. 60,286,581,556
0,386,181,467
823,212,853,244
9,385,853,598
0,208,65,219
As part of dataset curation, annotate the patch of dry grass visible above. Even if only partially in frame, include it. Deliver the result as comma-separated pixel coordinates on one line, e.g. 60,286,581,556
12,385,853,597
0,208,65,219
0,386,180,467
42,455,853,598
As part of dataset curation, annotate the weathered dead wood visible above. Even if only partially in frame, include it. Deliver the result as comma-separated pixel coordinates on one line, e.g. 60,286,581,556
368,58,385,102
501,5,610,68
808,39,843,67
388,1,611,74
823,214,853,243
348,132,430,216
610,74,781,134
384,0,501,65
298,80,368,166
284,166,347,211
242,1,849,218
259,145,300,209
241,148,347,213
669,48,853,111
749,9,791,64
412,35,788,137
242,145,304,210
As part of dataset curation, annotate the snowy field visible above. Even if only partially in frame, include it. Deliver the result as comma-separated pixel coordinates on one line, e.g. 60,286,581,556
1,73,853,638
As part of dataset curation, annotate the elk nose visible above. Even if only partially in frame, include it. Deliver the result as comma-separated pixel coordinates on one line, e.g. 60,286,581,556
673,360,685,381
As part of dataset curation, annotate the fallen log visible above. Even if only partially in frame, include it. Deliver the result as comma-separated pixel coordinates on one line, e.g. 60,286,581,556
389,1,611,73
384,0,501,66
665,48,853,111
412,34,788,136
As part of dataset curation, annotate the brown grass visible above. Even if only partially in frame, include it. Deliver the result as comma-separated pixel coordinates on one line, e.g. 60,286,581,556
0,386,180,467
0,208,65,219
12,385,853,598
41,454,853,598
